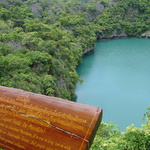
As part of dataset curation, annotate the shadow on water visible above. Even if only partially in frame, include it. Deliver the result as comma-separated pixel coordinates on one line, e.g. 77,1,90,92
72,95,77,102
72,51,96,102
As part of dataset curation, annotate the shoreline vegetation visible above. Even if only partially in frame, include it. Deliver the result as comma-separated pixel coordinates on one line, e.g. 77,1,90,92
98,36,150,41
0,0,150,149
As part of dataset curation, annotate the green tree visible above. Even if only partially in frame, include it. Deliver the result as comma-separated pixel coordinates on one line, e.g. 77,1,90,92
91,107,150,150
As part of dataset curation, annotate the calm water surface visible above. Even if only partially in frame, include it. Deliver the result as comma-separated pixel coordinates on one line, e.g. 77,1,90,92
75,38,150,131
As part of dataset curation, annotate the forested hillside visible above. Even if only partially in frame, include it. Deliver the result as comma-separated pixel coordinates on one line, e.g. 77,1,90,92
0,0,150,100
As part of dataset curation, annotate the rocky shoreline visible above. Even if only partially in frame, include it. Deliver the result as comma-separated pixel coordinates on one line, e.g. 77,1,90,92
83,30,150,56
141,32,150,38
83,47,94,57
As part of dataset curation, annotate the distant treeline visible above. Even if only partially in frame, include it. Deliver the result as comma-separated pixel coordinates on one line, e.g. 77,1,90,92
0,0,150,100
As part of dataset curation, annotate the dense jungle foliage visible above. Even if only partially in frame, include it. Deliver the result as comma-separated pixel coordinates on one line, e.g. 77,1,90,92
91,106,150,150
0,0,150,149
0,0,150,100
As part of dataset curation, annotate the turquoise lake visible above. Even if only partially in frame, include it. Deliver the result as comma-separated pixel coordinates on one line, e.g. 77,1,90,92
75,38,150,131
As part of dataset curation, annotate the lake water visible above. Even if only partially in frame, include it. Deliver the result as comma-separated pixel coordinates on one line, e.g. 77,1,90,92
75,38,150,131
